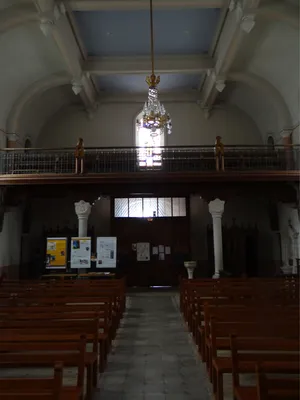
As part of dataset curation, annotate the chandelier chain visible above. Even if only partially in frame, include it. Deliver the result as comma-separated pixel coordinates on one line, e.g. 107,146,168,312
142,0,172,136
150,0,155,76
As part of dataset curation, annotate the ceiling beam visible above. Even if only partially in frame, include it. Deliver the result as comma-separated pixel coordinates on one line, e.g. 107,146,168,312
33,0,97,112
200,0,261,114
69,0,224,11
83,55,214,75
98,91,201,103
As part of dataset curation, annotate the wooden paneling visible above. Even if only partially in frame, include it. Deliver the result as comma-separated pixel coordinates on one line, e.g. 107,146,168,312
0,170,299,186
113,217,190,287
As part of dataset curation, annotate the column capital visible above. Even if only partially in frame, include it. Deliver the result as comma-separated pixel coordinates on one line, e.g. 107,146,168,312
6,133,19,141
75,200,91,219
72,76,84,95
208,198,225,217
280,129,293,139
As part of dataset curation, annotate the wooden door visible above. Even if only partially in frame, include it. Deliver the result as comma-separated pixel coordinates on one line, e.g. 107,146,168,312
113,217,189,287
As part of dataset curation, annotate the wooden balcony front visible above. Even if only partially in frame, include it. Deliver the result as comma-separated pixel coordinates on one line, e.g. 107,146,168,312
0,145,299,185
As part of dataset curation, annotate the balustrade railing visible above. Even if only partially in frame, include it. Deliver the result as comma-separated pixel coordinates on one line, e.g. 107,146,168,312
0,145,299,175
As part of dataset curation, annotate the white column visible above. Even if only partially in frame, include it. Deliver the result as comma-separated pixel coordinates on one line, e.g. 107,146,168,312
0,207,22,279
75,200,91,237
208,198,225,279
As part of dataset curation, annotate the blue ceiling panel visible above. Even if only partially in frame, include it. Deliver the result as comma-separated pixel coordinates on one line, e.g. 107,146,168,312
95,73,203,93
74,8,221,57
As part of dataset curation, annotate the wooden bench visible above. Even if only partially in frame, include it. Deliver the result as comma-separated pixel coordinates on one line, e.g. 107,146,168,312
211,330,299,400
208,319,298,376
203,304,299,363
255,363,300,400
0,316,110,371
0,362,81,399
0,335,91,399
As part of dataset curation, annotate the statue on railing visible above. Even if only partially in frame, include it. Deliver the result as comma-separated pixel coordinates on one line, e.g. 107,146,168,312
75,137,84,174
215,136,225,171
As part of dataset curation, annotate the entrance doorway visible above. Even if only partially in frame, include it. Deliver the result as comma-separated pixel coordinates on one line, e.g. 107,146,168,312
113,197,190,287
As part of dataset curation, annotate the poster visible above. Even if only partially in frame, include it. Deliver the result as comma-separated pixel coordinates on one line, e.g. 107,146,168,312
152,247,158,255
165,246,171,255
159,245,164,253
159,253,165,261
137,242,150,261
70,237,91,269
96,237,117,268
46,237,67,269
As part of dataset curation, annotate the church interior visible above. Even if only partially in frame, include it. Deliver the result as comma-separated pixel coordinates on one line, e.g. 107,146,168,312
0,0,299,399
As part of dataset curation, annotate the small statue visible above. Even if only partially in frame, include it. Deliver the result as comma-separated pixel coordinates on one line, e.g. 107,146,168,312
75,137,84,174
215,135,225,171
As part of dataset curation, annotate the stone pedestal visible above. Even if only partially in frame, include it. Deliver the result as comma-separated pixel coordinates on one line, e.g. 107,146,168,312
184,261,197,279
208,198,225,279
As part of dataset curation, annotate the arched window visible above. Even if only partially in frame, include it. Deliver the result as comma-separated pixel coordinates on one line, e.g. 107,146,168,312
24,138,31,149
267,135,275,148
135,111,164,168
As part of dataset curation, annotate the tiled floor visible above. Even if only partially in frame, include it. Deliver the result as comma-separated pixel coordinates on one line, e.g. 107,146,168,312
95,291,211,400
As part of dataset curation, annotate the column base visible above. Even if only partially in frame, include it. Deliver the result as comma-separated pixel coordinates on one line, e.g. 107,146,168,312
212,272,220,279
281,265,293,275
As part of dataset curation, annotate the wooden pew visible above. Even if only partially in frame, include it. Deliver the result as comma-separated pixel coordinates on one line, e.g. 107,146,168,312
0,316,110,373
211,329,299,400
203,304,299,362
256,363,300,400
0,278,126,397
0,333,99,400
0,336,90,399
0,362,81,399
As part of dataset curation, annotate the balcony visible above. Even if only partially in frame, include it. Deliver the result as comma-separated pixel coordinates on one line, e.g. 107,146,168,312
0,145,299,185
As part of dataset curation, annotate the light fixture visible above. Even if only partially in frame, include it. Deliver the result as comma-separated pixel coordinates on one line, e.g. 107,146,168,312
142,0,172,136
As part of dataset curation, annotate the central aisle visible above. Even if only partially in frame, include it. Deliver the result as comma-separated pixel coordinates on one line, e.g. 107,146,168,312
96,291,211,400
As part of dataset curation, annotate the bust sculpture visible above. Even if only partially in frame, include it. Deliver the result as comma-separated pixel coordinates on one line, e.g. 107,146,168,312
75,137,85,174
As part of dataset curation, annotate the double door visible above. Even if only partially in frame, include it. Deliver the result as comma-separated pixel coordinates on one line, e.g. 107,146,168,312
114,217,189,287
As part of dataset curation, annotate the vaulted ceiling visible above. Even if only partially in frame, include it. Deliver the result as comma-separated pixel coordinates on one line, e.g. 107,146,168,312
0,0,298,146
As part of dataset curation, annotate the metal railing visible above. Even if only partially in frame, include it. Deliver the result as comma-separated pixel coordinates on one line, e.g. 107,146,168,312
0,145,299,175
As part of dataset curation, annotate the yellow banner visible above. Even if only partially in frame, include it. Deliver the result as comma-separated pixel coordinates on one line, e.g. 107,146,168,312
46,237,67,268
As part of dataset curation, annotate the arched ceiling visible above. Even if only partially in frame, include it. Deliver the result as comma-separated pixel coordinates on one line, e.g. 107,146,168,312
0,0,298,145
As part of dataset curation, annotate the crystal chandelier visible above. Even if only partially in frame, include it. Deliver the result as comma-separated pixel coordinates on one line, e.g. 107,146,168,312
142,0,172,136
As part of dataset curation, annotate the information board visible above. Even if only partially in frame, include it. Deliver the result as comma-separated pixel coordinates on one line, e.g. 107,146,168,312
70,237,91,269
96,237,117,268
46,237,67,269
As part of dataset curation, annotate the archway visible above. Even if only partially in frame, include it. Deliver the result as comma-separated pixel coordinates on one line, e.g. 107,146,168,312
135,110,165,168
24,138,31,149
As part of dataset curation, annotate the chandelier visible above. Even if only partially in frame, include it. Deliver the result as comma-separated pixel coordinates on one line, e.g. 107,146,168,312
142,0,172,136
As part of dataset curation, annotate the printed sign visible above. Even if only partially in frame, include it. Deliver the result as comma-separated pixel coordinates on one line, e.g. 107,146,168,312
70,237,91,269
96,237,117,268
137,242,150,261
46,237,67,269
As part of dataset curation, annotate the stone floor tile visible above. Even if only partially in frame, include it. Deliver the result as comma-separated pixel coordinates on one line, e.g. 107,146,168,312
97,292,211,399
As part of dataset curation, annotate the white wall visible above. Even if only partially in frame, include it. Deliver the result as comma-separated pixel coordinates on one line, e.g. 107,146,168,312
247,21,299,128
0,22,66,143
225,83,281,143
21,85,78,146
38,102,262,147
0,207,22,279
